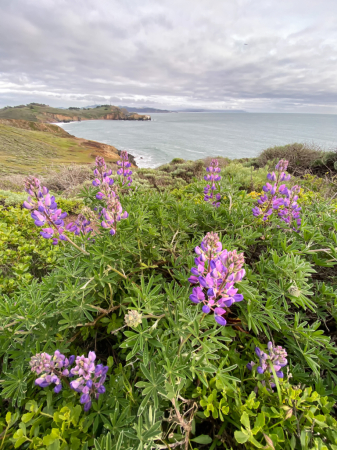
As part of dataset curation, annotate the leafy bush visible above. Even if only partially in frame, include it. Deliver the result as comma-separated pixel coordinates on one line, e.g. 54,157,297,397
0,189,83,212
0,207,60,295
0,159,337,449
256,143,337,180
256,143,324,174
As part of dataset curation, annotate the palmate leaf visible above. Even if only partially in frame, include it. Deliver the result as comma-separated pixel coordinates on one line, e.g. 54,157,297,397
1,368,28,406
135,363,166,415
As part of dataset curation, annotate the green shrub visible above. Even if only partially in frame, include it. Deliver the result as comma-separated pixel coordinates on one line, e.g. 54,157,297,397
257,143,324,174
0,207,60,295
0,189,83,212
0,189,26,206
1,163,337,449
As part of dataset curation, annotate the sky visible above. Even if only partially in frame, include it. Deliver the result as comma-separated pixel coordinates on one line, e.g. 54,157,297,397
0,0,337,113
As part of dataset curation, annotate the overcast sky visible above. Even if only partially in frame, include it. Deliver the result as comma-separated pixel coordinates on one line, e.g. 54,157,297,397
1,0,337,112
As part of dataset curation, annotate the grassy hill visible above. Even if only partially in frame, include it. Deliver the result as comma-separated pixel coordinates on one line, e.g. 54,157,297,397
0,119,121,174
0,103,150,123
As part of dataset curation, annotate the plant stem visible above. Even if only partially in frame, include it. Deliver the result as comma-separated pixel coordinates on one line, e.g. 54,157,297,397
64,235,90,255
209,421,227,450
270,364,282,405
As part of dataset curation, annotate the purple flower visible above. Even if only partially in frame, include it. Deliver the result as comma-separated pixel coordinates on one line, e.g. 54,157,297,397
69,352,108,411
22,177,79,245
252,159,301,231
204,159,221,207
247,342,288,383
189,232,245,326
66,215,93,236
117,151,133,186
30,350,73,392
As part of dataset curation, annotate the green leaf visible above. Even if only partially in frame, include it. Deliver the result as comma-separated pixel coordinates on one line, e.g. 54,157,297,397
191,435,212,444
22,412,34,423
241,412,250,430
252,412,265,434
107,356,114,367
14,437,27,448
5,411,11,425
235,430,250,444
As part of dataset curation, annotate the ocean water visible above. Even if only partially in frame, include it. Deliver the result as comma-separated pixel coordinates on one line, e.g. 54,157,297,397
57,113,337,168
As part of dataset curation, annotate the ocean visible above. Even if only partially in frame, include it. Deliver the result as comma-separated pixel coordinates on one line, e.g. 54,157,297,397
57,113,337,168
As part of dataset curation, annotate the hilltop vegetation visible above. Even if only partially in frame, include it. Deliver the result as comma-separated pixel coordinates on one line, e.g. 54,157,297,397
0,148,337,449
0,119,121,174
0,103,150,123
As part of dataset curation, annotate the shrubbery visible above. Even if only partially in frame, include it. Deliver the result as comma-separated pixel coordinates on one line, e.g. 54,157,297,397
0,207,60,295
0,153,337,449
256,143,337,178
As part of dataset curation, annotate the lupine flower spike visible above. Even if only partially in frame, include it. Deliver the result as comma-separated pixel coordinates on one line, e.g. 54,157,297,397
66,214,93,235
189,232,245,325
247,341,288,388
92,156,128,235
23,177,89,254
252,159,301,230
69,352,108,411
117,150,133,186
204,159,221,207
30,350,75,393
30,351,108,411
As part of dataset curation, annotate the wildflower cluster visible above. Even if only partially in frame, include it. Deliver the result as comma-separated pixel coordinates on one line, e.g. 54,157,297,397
30,351,108,411
247,342,288,379
252,159,301,230
69,351,108,411
189,232,245,325
92,156,129,235
30,350,74,393
204,159,221,207
117,150,133,186
66,214,93,235
23,177,68,245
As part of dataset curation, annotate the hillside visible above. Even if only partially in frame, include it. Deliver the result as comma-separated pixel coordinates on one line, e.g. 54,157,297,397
0,103,151,123
0,119,122,174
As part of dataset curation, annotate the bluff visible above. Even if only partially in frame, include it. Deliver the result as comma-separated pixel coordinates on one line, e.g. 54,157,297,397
0,104,151,123
0,118,128,175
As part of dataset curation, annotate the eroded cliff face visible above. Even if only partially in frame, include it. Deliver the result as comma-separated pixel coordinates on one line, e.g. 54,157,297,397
42,112,151,123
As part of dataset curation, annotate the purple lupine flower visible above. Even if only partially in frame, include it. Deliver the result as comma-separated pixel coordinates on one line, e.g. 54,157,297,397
247,341,288,380
22,178,73,244
278,185,301,230
92,156,114,188
252,159,301,230
204,159,221,207
116,151,133,186
91,156,128,235
100,193,128,235
69,352,108,411
66,214,93,236
189,232,245,326
30,350,74,393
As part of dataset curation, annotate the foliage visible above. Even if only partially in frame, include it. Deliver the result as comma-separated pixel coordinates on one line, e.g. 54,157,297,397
0,206,60,295
0,160,337,449
256,143,337,178
0,190,83,212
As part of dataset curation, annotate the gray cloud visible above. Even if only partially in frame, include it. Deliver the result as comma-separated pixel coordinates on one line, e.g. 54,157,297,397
0,0,337,112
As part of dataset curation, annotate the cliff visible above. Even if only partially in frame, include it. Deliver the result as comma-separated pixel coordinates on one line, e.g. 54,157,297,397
0,104,151,123
0,119,130,175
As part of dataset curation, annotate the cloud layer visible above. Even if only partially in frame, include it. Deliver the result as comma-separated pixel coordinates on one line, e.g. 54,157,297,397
1,0,337,112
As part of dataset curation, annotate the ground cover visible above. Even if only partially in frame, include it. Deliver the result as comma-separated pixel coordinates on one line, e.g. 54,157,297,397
0,152,336,449
0,122,121,174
